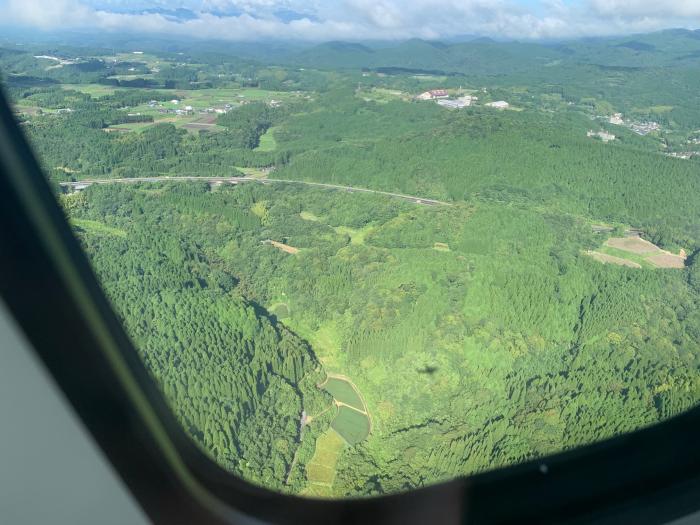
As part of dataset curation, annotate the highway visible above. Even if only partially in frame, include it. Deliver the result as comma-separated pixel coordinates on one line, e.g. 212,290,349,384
58,176,452,206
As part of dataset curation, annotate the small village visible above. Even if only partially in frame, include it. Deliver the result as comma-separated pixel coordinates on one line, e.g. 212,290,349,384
415,88,509,110
607,112,661,136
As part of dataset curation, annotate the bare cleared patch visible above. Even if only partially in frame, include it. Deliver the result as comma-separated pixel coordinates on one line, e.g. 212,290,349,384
605,237,661,255
646,254,686,269
262,239,299,255
586,250,641,268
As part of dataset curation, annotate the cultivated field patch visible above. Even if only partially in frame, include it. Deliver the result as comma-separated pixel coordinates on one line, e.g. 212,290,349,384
647,253,686,269
605,237,661,255
302,429,346,498
331,407,371,445
588,235,686,270
319,375,372,445
586,250,641,268
323,377,364,411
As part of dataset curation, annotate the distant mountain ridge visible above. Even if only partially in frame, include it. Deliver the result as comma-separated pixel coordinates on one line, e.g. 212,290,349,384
279,29,700,74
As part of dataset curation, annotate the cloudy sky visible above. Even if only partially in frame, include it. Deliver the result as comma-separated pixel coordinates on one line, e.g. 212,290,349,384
1,0,699,42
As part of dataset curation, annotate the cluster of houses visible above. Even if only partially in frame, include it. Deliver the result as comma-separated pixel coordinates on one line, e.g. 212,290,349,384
416,89,509,110
33,55,77,67
629,121,661,136
667,151,697,160
608,112,661,136
149,99,234,116
147,97,279,117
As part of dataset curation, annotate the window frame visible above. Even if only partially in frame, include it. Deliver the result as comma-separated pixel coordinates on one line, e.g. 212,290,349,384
1,87,700,525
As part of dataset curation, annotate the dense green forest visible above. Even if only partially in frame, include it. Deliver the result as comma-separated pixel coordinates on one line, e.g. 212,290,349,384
63,181,700,496
4,30,700,497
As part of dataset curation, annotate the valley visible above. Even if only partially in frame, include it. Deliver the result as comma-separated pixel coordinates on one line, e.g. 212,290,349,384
4,28,700,498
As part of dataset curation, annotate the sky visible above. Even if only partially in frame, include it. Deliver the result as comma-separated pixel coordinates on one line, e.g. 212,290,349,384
1,0,699,42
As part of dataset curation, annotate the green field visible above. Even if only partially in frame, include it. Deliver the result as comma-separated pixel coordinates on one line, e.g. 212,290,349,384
303,429,346,497
255,126,278,151
70,218,126,237
331,407,371,445
323,377,364,410
61,84,119,96
333,225,374,245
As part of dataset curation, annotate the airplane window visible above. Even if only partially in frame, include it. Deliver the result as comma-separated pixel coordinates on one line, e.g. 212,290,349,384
3,4,700,506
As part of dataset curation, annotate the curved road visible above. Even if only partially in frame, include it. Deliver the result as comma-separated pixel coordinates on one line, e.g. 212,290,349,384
58,176,451,206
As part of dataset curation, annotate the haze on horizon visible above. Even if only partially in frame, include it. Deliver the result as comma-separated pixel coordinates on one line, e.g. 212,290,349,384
1,0,699,43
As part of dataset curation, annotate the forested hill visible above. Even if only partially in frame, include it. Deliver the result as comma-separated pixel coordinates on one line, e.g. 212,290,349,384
285,29,700,73
67,186,329,490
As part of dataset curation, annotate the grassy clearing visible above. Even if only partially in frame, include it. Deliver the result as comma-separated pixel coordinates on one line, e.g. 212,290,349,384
235,166,269,178
255,126,278,152
108,122,154,133
359,88,409,104
412,74,448,82
61,84,118,97
323,378,364,410
332,407,371,445
333,224,374,245
598,246,651,267
586,250,642,268
71,218,126,237
302,429,345,497
300,211,320,221
278,317,343,369
270,302,290,319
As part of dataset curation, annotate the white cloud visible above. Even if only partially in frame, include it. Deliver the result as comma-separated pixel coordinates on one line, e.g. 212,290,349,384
587,0,700,19
0,0,699,41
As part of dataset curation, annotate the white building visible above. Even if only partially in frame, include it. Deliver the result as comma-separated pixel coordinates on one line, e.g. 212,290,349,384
609,113,624,125
417,89,449,101
437,96,475,110
486,101,510,109
587,130,616,142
